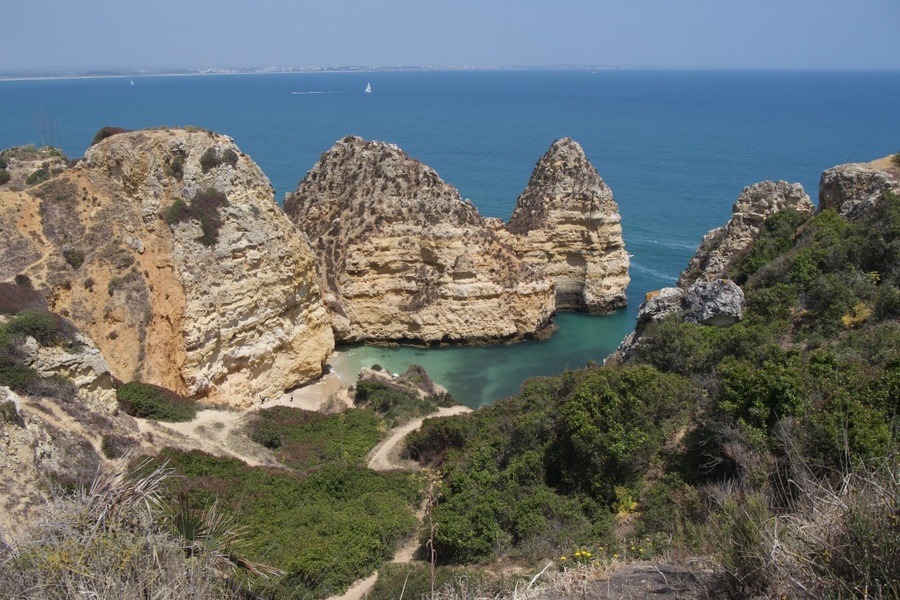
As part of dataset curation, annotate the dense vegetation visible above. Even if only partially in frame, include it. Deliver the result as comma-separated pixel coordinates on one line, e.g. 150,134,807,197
355,374,457,427
147,442,421,597
407,192,900,597
247,405,384,469
116,381,198,422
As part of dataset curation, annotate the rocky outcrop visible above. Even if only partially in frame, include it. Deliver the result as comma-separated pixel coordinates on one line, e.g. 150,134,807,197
0,128,334,407
819,154,900,218
499,138,629,313
678,180,814,288
22,331,117,409
612,280,745,363
683,279,745,326
284,136,555,345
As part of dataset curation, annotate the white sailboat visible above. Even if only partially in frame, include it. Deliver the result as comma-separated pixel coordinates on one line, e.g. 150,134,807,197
364,82,372,93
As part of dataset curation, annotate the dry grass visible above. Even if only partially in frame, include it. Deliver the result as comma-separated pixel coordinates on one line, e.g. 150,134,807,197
711,444,900,599
0,457,240,599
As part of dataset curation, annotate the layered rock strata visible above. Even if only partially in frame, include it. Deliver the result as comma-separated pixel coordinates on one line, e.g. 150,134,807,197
284,136,555,344
0,129,334,406
678,180,814,288
499,138,629,313
819,154,900,218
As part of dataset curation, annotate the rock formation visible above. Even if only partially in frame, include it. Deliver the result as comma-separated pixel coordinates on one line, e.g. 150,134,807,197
499,138,629,313
0,129,334,407
613,180,812,362
819,154,900,218
678,180,814,288
284,136,555,345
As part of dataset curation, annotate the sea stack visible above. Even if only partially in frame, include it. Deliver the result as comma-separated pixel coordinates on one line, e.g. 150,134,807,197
500,138,630,313
284,136,556,345
0,128,334,407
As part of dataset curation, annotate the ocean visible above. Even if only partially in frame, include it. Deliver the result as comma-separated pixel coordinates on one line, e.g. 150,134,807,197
2,69,899,406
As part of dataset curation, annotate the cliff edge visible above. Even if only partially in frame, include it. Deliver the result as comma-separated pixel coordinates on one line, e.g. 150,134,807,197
0,128,334,406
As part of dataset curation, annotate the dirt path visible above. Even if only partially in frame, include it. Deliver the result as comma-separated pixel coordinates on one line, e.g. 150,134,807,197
367,405,471,471
331,406,472,600
138,371,348,467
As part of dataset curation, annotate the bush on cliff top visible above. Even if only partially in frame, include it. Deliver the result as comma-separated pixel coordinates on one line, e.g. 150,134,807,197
89,126,131,146
164,188,229,246
198,146,238,173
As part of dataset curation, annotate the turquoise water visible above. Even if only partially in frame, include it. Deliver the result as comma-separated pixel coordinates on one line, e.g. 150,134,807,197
2,70,899,406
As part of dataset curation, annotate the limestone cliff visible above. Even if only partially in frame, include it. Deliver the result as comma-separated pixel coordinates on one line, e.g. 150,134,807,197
284,136,555,344
0,129,333,406
819,154,900,218
500,138,629,313
678,180,814,288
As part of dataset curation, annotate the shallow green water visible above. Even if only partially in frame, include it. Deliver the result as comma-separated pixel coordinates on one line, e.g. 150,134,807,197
330,311,630,408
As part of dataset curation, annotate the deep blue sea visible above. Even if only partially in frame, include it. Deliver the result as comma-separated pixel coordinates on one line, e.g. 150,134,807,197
2,70,899,406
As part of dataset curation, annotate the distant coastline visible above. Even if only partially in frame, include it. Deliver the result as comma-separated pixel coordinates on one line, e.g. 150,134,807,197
0,64,633,82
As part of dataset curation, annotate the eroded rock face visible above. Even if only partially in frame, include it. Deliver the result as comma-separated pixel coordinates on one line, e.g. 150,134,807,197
284,136,555,344
22,331,117,409
819,155,900,218
0,128,334,407
501,138,629,313
678,180,814,288
684,279,745,326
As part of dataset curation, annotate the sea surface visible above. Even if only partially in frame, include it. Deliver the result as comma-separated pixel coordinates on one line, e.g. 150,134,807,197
2,70,899,406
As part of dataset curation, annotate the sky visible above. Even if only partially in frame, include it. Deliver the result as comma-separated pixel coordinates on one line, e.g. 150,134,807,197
1,0,899,72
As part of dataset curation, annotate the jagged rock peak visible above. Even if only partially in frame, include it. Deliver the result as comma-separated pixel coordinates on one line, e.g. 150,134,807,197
678,180,814,288
819,154,900,218
1,127,334,407
500,138,629,313
284,136,555,345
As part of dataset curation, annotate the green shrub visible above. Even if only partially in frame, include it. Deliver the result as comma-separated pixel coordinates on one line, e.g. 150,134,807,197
199,147,238,173
116,382,196,422
221,148,238,167
0,400,23,426
89,126,130,146
4,309,71,346
13,274,32,288
63,248,85,269
0,157,7,169
0,169,10,185
100,434,138,459
247,420,281,449
164,198,188,224
167,155,185,180
198,147,219,172
25,168,50,186
893,153,900,168
164,189,228,246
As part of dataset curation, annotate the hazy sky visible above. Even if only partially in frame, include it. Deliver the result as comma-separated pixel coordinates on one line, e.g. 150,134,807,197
2,0,899,72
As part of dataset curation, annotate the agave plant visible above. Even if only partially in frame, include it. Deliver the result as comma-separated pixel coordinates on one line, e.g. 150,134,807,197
164,492,283,578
